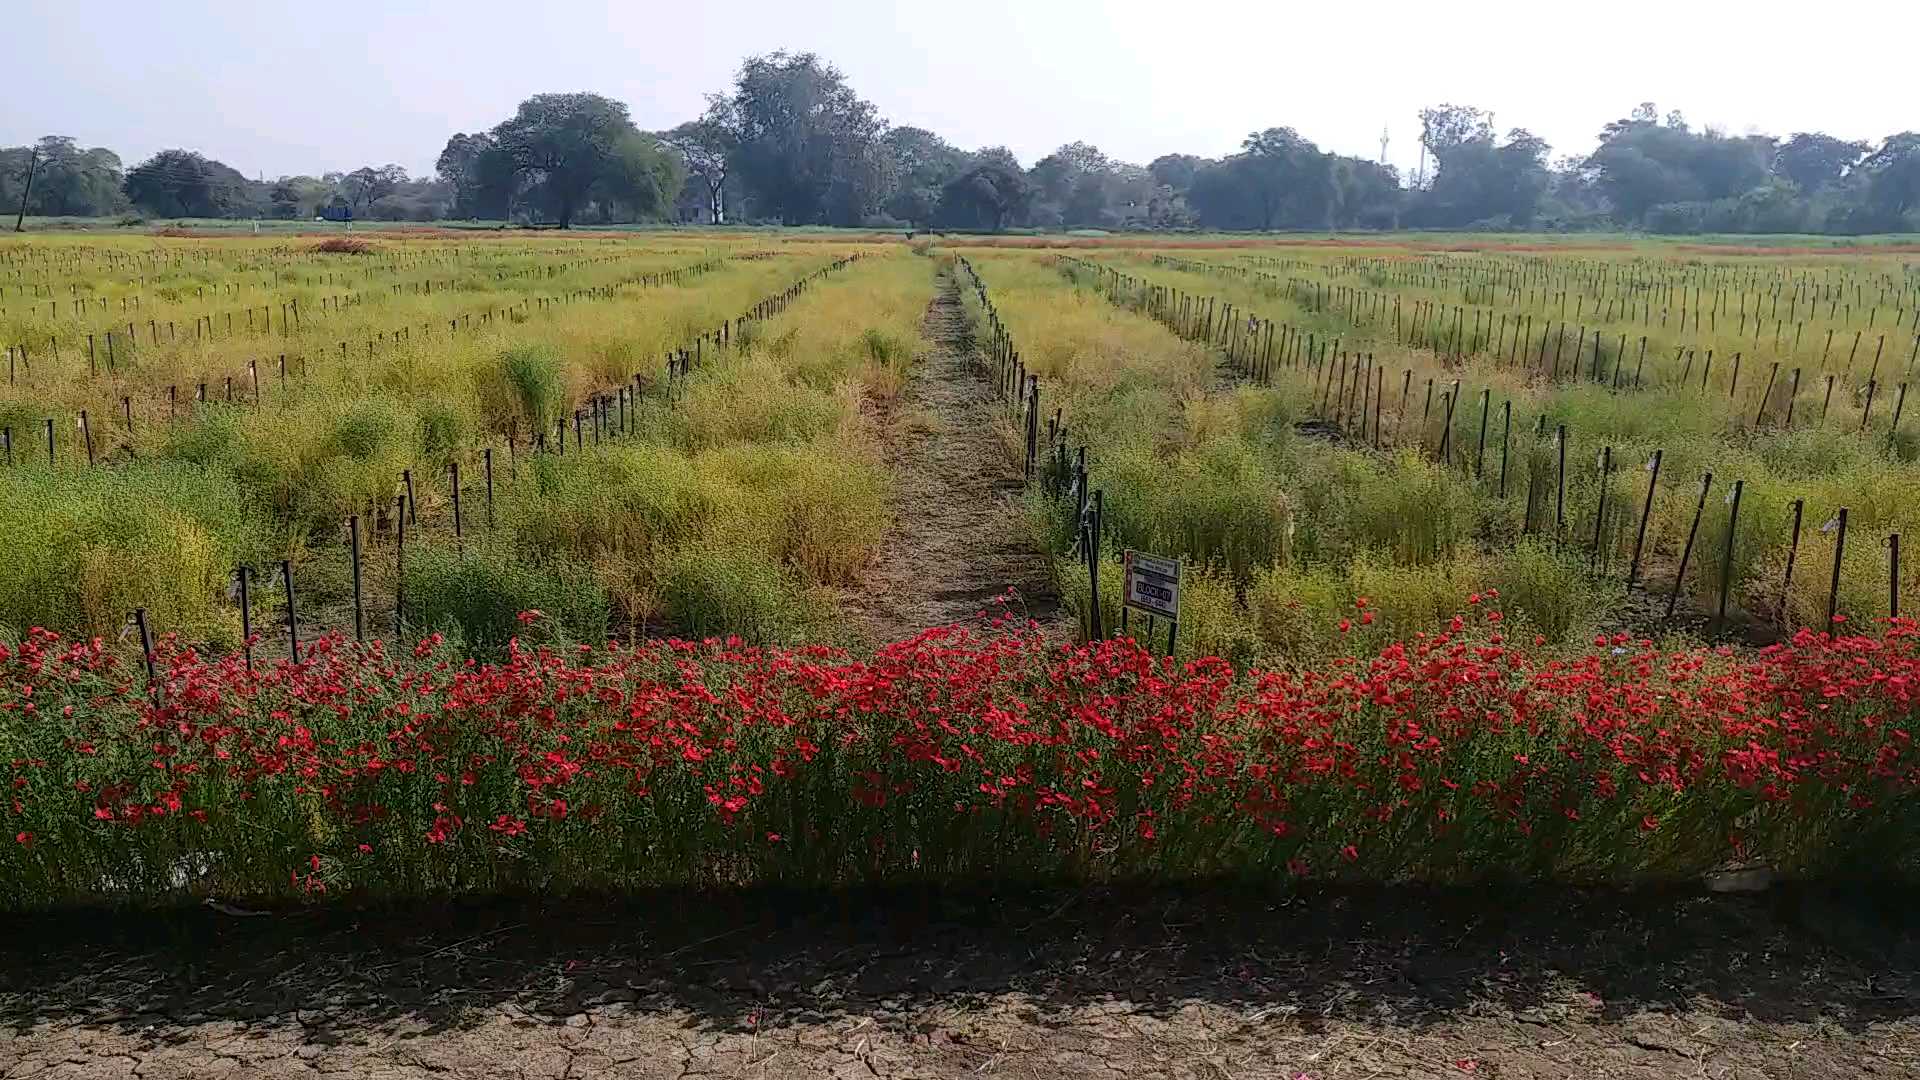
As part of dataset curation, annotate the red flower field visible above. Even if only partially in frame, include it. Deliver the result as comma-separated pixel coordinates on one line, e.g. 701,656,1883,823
3,597,1918,908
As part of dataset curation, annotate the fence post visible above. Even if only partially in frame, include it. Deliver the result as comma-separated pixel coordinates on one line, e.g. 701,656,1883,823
1892,533,1902,620
450,461,464,551
1826,508,1849,631
484,448,496,526
237,566,254,672
1756,362,1778,426
1024,377,1040,481
1667,472,1713,620
134,608,159,704
349,515,364,643
1781,498,1805,625
1590,446,1612,570
1437,385,1458,464
1715,479,1744,631
1627,449,1662,590
1498,402,1511,498
395,494,408,641
1554,424,1567,535
281,559,300,662
1085,490,1104,640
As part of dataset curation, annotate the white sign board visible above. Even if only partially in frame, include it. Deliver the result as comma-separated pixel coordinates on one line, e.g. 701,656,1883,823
1122,550,1180,620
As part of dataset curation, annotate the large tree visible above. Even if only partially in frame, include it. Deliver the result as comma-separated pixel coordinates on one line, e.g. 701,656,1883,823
727,51,887,226
1147,153,1206,193
1188,128,1333,231
123,149,259,218
1412,111,1551,227
1585,104,1772,223
935,162,1031,231
1028,141,1111,227
1859,133,1920,222
1419,105,1495,160
1329,157,1402,229
267,175,334,219
880,125,967,229
488,93,678,227
1774,132,1869,193
1,137,126,217
663,98,739,225
340,164,408,215
435,132,520,219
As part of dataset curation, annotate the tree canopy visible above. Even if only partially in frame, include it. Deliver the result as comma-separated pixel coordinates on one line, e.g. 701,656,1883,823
1,137,126,217
122,150,258,218
663,99,740,225
727,52,887,226
7,62,1920,236
489,93,679,227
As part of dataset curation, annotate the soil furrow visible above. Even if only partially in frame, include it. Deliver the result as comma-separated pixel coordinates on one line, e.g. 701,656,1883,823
847,268,1062,643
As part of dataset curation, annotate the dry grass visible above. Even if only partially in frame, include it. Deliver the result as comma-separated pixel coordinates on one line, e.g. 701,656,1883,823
311,237,377,254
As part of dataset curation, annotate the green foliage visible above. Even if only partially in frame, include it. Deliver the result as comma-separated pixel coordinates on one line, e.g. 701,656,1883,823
1485,540,1616,644
0,137,126,217
859,327,910,368
1341,453,1473,565
498,344,566,433
728,51,887,226
658,540,809,642
122,149,261,218
489,92,680,226
0,463,263,644
401,540,608,657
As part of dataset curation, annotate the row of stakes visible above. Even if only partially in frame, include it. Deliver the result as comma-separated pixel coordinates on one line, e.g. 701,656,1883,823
1068,254,1894,637
0,259,750,466
120,253,867,702
1154,254,1920,397
1240,251,1920,332
954,255,1176,655
5,257,735,388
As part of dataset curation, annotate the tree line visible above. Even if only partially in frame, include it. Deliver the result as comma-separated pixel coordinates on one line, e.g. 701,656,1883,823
6,54,1919,234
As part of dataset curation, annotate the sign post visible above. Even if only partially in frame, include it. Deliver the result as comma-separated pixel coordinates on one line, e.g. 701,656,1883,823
1121,550,1180,656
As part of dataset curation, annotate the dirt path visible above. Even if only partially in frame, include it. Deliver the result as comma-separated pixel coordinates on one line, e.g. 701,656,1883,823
848,269,1062,644
4,885,1916,1079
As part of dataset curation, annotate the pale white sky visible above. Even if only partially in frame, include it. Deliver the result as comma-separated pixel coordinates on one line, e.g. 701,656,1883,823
8,0,1916,181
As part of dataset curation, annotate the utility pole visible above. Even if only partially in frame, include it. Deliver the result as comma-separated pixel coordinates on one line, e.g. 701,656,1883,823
13,149,38,232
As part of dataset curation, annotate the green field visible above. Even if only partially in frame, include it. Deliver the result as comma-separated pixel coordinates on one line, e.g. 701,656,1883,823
0,230,1917,658
4,229,1920,906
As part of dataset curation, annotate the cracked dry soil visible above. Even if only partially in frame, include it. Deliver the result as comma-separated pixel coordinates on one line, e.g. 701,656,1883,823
4,884,1919,1078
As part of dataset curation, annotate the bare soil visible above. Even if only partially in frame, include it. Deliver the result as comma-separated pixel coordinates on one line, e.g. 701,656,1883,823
3,883,1917,1078
846,270,1063,645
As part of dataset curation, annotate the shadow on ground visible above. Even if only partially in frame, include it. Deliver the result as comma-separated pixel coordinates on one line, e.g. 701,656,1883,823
3,881,1915,1049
